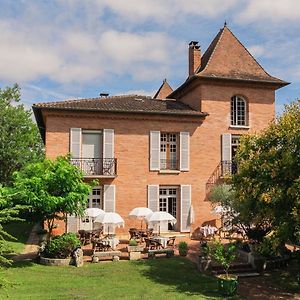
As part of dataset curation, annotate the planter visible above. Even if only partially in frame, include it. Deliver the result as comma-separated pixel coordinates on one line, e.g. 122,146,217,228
217,275,238,296
39,256,73,266
179,250,188,257
127,246,144,253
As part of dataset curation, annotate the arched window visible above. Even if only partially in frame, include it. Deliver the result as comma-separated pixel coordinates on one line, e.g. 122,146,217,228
231,96,248,126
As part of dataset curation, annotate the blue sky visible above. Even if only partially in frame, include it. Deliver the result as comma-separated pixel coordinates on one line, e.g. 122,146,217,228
0,0,299,114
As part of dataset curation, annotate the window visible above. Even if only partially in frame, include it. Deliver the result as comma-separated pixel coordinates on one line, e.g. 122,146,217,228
159,187,177,230
160,133,178,170
89,187,103,209
231,96,248,126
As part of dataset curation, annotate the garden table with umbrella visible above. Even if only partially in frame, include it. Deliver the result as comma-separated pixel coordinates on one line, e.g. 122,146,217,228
94,212,124,249
129,207,153,230
146,211,177,235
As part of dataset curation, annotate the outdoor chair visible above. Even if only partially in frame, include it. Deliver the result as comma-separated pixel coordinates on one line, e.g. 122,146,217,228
92,240,111,252
146,228,154,238
129,228,142,243
145,238,163,250
166,236,176,249
78,230,86,245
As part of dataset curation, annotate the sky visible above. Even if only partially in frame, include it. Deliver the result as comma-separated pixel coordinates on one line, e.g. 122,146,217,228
0,0,300,114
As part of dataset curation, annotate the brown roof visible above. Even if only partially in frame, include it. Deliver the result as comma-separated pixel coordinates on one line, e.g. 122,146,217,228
196,25,287,85
33,94,206,116
153,79,173,99
169,26,289,98
33,95,207,143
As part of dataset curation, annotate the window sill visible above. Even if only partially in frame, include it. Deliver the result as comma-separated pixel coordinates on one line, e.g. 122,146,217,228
158,170,180,174
229,125,250,129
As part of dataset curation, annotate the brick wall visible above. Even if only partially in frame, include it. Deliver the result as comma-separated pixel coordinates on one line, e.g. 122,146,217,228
44,79,276,235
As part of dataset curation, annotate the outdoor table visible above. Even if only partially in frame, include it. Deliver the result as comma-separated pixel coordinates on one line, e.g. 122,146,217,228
101,236,120,250
151,236,170,248
200,225,218,237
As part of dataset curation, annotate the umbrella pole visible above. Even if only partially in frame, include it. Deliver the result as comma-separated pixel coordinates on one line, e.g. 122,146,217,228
159,224,161,236
141,219,143,230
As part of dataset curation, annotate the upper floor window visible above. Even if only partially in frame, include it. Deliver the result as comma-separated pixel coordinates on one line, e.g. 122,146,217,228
231,96,248,126
160,133,178,170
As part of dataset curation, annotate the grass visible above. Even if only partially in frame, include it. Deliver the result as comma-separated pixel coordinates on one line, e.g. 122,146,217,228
1,258,234,300
3,221,33,254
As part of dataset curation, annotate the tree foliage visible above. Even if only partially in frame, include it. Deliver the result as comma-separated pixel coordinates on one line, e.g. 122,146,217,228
233,100,300,245
0,84,44,185
13,156,92,239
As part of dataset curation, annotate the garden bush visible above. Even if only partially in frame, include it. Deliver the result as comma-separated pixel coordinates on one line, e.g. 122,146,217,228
41,233,80,259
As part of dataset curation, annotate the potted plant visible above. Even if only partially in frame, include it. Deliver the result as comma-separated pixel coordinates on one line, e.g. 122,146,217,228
178,241,188,256
39,233,81,266
127,239,144,252
210,240,238,296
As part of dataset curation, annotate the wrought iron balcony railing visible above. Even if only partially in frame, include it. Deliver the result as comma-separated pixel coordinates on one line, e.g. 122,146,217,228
71,158,117,176
160,159,179,170
206,160,237,194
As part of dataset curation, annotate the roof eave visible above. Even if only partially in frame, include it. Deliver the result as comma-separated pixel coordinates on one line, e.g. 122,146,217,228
32,105,209,118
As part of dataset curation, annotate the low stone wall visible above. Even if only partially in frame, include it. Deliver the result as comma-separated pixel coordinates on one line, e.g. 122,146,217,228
40,256,73,266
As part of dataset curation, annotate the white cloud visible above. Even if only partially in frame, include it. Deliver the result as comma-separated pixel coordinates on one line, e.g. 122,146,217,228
247,45,265,57
237,0,300,23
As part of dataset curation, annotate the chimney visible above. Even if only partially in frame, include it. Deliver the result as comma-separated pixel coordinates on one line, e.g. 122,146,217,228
100,93,109,97
188,41,201,77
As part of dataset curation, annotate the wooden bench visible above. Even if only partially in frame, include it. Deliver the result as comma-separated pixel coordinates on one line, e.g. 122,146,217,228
92,250,122,263
148,249,174,259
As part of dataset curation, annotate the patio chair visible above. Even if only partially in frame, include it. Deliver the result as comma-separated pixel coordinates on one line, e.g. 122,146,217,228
145,238,163,250
78,230,86,245
146,228,154,238
166,236,176,249
93,240,111,252
129,228,142,243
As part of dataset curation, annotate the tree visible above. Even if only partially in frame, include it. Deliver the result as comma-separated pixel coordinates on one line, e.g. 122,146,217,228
232,100,300,245
0,84,44,185
13,156,92,239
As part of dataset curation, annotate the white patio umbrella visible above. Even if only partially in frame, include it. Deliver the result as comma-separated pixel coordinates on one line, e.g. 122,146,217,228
85,208,105,218
129,207,153,229
94,212,125,235
146,211,177,235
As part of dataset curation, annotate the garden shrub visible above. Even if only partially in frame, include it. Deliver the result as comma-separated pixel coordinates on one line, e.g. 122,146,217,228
129,239,138,246
42,233,80,259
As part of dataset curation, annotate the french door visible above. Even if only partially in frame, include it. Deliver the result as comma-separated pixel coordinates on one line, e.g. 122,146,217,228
159,187,178,231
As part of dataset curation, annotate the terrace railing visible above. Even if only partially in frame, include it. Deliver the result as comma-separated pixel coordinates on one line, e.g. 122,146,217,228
71,158,117,176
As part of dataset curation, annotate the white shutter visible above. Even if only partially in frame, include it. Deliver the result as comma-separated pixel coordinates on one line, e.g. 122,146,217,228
148,185,159,211
221,133,232,162
180,132,190,171
103,129,114,158
67,215,79,233
150,131,160,171
104,185,115,212
70,128,81,158
180,185,191,232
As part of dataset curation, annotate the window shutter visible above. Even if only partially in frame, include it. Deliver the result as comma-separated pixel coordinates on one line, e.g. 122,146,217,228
180,132,190,171
150,131,160,171
67,215,79,233
104,185,115,212
70,128,81,158
148,185,159,211
221,133,232,162
180,185,191,232
103,129,114,158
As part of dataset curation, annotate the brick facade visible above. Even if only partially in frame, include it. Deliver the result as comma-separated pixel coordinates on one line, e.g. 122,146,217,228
34,25,288,236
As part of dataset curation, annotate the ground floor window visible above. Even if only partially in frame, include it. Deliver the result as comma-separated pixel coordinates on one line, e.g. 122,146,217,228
159,187,178,230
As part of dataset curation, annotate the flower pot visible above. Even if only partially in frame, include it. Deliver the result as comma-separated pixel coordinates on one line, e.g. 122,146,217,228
179,250,188,257
217,275,238,296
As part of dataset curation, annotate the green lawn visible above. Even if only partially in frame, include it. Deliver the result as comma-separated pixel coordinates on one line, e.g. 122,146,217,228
2,258,232,300
3,221,33,254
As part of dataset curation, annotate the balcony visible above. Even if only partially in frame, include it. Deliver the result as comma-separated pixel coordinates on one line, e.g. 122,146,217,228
206,160,237,194
71,158,117,178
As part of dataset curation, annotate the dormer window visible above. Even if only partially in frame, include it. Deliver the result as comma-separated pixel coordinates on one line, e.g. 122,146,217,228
231,96,248,126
